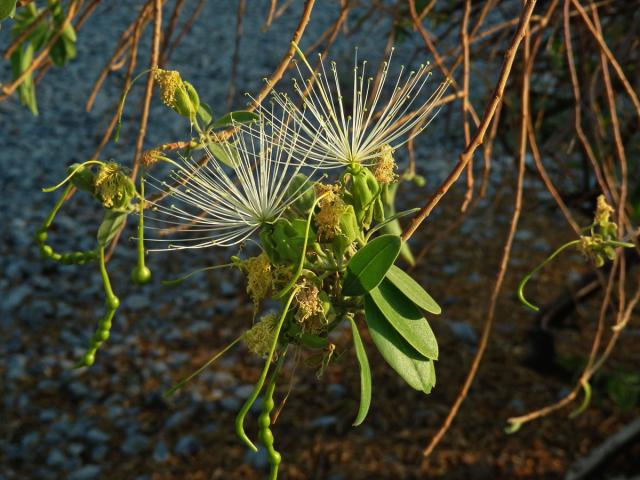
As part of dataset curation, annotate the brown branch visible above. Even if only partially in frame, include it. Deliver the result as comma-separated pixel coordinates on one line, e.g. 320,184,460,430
569,0,640,122
423,13,531,456
226,0,246,110
131,0,162,180
3,7,50,60
1,0,79,98
402,0,539,242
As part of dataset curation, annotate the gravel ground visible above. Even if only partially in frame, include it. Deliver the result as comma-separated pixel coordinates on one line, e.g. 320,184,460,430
3,3,639,480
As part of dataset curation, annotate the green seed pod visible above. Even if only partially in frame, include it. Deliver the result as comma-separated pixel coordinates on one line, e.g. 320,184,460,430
73,251,85,263
67,163,96,194
173,82,199,118
61,253,73,264
184,81,200,113
350,168,380,228
51,252,62,261
94,329,110,342
131,265,152,285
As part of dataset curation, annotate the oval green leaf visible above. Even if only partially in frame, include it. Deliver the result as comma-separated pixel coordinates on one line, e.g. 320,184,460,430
207,142,239,168
364,296,436,394
97,210,127,247
369,280,438,360
212,110,259,129
386,265,441,314
349,317,372,426
342,234,401,296
0,0,16,20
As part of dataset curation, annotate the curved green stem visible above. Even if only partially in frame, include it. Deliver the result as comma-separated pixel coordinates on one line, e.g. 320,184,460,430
274,192,330,299
114,68,153,143
517,240,581,312
569,380,592,419
164,334,243,397
42,160,104,193
235,288,298,451
42,183,73,228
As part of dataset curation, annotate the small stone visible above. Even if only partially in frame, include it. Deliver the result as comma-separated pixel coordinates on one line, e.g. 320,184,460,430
309,415,338,428
219,397,241,412
243,448,269,469
68,465,102,480
174,435,200,457
121,434,150,456
86,428,110,443
327,384,347,398
447,321,478,345
46,448,67,467
91,444,109,462
153,440,170,463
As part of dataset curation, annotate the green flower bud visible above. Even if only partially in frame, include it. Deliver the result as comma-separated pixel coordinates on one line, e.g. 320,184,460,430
131,265,152,285
67,163,95,194
287,173,315,213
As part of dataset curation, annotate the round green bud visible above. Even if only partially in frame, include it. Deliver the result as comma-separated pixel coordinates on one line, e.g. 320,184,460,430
61,253,73,264
106,295,120,310
35,230,47,244
73,252,86,263
40,244,53,258
271,452,282,465
82,352,95,366
259,429,274,447
51,252,62,261
258,413,270,429
95,329,110,342
263,397,275,412
131,265,152,285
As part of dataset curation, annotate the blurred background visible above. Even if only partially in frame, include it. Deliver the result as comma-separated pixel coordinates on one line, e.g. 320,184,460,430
1,1,639,479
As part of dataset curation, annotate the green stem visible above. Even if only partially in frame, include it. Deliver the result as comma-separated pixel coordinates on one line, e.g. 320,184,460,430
42,160,104,193
235,288,298,452
42,183,73,228
99,246,118,306
517,240,581,312
114,68,154,143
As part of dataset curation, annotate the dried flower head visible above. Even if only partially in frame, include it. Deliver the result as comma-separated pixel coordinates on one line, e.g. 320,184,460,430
316,194,346,240
294,280,323,323
153,67,183,108
94,162,131,208
243,312,279,357
141,149,161,169
241,252,272,309
595,194,614,226
372,144,397,183
263,46,449,169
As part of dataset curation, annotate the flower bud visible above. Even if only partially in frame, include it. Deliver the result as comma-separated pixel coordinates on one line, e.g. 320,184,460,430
67,163,95,194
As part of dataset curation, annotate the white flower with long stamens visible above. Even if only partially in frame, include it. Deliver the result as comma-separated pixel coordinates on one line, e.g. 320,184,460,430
144,112,318,251
262,45,450,169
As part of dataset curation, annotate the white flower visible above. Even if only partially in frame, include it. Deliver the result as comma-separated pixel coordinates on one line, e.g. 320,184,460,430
262,47,450,169
144,112,317,251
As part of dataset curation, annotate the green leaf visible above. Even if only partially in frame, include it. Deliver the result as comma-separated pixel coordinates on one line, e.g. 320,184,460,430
197,103,213,126
212,110,259,128
342,234,401,296
386,265,441,314
364,296,436,394
369,280,438,360
97,210,127,247
207,141,239,168
349,317,372,426
0,0,17,20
